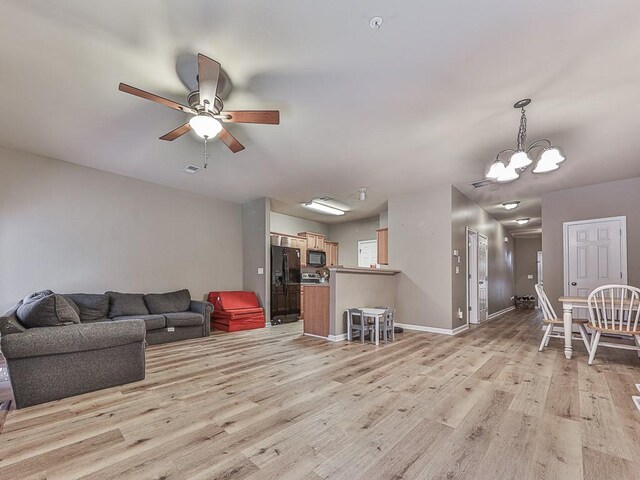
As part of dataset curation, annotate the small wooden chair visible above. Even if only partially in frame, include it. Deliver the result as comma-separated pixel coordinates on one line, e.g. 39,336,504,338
347,308,374,344
586,285,640,365
381,309,395,343
535,284,591,354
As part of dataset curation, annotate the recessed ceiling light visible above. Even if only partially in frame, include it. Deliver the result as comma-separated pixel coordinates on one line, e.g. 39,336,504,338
502,201,520,210
515,218,530,225
303,200,346,216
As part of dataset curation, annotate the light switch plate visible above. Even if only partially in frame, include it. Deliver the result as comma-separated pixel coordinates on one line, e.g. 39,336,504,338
258,267,264,275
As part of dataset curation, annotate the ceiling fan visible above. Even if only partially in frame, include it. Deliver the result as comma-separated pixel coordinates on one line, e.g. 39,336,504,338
118,53,279,153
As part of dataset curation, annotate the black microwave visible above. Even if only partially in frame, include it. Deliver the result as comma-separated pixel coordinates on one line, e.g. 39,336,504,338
307,250,326,267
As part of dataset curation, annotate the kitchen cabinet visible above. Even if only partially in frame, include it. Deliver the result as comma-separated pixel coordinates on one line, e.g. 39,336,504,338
325,241,339,267
302,285,329,337
298,232,325,251
376,228,388,265
271,232,307,266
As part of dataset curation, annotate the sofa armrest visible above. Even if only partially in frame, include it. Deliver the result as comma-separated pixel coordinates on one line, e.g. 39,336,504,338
190,300,213,336
0,320,146,360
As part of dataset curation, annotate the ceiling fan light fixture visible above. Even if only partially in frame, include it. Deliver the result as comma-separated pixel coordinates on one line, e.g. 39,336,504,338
189,113,222,139
532,156,560,174
502,201,520,210
496,166,519,183
507,150,532,169
486,160,506,179
515,218,531,225
303,200,346,216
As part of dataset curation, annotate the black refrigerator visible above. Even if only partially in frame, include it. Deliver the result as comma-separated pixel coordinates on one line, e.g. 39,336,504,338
270,245,301,325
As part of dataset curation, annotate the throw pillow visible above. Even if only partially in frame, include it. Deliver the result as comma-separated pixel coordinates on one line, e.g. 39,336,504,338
106,292,149,318
17,293,81,328
64,294,109,322
144,289,191,314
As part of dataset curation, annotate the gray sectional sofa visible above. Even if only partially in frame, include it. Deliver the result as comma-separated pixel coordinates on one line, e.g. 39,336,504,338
0,289,213,408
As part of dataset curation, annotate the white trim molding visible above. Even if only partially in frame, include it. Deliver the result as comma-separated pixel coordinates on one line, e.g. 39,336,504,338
395,322,469,336
487,306,515,321
327,333,348,342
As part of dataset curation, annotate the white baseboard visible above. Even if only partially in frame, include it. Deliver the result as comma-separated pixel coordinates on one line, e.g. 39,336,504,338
486,306,515,321
395,322,469,336
327,333,348,342
303,332,348,342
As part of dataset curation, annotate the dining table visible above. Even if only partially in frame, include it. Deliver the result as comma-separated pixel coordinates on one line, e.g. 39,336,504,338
558,296,589,359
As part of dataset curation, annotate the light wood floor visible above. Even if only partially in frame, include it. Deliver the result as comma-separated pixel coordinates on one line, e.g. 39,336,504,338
0,309,639,479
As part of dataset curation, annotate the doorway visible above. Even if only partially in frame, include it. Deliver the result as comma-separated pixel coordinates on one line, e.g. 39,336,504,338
467,228,488,324
358,239,378,268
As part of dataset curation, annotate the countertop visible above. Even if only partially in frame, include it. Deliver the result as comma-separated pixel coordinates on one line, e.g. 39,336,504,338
327,266,401,275
300,283,329,287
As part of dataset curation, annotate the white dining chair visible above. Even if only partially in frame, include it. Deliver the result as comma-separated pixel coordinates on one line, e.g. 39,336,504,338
535,284,591,354
586,284,640,365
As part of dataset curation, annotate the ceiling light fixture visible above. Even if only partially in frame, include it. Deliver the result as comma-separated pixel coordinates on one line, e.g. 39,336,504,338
189,113,223,139
515,218,531,225
502,201,520,210
303,200,346,216
486,99,565,183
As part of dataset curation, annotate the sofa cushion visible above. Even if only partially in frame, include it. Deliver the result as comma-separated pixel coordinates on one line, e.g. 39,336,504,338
16,293,80,328
106,292,149,318
144,289,191,314
64,294,109,323
112,314,166,331
163,312,204,328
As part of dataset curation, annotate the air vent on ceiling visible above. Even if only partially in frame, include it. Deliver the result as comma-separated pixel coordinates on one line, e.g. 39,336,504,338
470,179,493,189
182,164,201,174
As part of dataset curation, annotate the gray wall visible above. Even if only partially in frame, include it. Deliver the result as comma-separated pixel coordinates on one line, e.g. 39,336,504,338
515,237,542,297
243,198,270,315
328,216,379,267
379,211,388,228
541,177,640,314
388,184,453,330
451,187,515,328
269,211,329,237
0,146,243,313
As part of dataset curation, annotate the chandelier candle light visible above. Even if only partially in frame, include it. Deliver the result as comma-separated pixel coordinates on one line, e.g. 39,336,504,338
486,99,565,183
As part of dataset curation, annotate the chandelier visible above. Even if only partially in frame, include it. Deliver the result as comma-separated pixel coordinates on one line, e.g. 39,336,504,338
486,99,565,183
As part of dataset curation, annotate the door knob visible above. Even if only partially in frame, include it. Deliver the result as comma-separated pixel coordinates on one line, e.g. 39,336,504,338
571,282,577,286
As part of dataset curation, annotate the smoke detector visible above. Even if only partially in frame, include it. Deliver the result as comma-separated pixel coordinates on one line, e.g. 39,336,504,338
370,17,383,29
358,188,367,202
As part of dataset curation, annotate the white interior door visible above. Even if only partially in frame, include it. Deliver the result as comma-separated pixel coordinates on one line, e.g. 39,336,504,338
564,216,627,317
477,234,488,323
358,240,378,268
565,217,627,296
467,229,478,324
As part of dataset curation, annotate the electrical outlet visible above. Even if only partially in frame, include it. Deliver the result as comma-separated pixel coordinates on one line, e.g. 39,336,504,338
167,327,175,332
455,266,460,274
258,267,264,275
527,274,534,279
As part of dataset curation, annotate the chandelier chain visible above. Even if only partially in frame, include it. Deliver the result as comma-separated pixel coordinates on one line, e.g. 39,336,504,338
516,108,527,151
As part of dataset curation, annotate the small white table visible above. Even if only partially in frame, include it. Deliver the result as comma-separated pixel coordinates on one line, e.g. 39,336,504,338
355,308,386,346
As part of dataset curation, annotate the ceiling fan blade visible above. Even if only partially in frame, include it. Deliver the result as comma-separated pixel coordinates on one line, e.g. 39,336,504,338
218,127,245,153
218,110,280,125
119,83,195,114
197,54,221,112
159,122,192,141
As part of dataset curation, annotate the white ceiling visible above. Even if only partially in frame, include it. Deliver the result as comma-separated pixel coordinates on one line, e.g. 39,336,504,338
2,1,640,229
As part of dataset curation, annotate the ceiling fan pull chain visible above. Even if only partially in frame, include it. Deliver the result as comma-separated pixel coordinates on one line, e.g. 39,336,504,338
203,137,209,169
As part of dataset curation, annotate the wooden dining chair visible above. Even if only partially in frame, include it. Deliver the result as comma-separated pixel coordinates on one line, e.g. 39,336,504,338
535,284,591,354
347,308,374,344
586,284,640,365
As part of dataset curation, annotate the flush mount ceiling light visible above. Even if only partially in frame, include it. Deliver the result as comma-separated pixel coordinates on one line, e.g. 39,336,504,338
515,218,531,225
486,99,565,183
502,201,520,210
303,200,346,216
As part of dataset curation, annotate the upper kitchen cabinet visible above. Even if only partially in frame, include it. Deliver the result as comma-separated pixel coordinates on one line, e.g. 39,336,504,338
325,241,339,267
298,232,325,251
376,228,388,265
